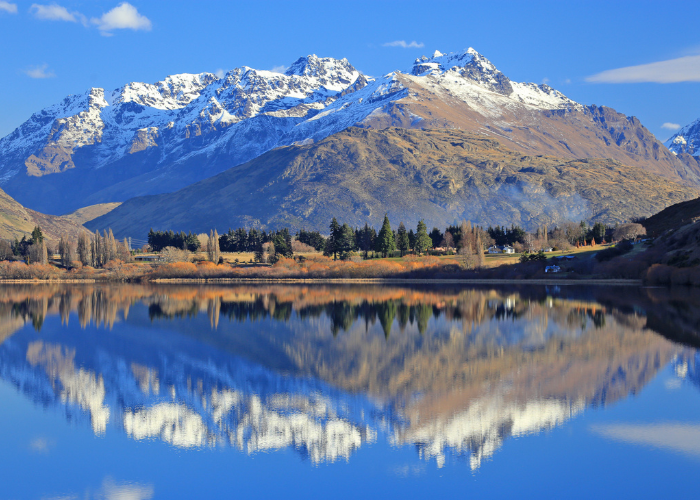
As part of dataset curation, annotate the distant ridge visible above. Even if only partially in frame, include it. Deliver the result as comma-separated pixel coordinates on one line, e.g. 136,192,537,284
87,127,699,238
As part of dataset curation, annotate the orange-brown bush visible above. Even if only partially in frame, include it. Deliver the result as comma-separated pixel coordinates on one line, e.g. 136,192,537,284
152,262,198,278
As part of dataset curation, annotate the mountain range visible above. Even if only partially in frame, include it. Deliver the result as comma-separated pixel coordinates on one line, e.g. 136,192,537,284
1,47,699,236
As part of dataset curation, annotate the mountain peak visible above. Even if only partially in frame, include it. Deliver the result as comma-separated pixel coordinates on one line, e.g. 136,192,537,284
285,55,355,77
410,47,512,95
665,118,700,157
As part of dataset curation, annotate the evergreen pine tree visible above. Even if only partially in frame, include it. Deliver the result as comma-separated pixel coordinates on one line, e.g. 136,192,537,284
30,226,44,245
325,218,341,260
375,214,395,258
396,222,409,257
338,223,355,259
415,220,432,255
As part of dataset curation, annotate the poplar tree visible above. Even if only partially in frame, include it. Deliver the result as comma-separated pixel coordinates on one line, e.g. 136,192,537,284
207,230,220,262
77,232,91,266
415,220,432,255
375,215,395,258
476,233,486,268
58,236,74,268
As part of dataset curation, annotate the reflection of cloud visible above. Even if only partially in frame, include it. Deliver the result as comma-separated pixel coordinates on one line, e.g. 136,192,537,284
391,464,426,477
665,378,682,390
30,437,53,453
591,423,700,457
99,477,154,500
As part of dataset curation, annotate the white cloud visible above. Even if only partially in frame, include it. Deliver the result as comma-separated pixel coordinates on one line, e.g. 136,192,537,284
586,54,700,83
24,63,55,79
270,65,287,73
30,4,77,22
542,77,550,84
591,423,700,457
661,122,682,131
92,2,151,34
564,78,572,84
383,40,424,49
0,1,17,14
214,68,225,79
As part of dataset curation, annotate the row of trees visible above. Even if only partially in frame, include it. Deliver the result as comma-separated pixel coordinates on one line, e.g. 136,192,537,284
147,229,200,252
323,216,434,260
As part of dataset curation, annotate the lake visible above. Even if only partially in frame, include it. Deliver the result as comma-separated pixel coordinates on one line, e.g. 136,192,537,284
0,283,699,499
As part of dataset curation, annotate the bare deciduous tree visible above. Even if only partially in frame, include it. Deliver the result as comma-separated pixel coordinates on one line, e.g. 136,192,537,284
613,223,646,241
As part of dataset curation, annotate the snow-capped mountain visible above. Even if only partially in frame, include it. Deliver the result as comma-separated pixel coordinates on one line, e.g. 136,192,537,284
666,118,700,157
0,48,696,216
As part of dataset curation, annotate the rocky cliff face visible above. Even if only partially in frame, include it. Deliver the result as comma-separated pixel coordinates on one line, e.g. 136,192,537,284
0,48,693,215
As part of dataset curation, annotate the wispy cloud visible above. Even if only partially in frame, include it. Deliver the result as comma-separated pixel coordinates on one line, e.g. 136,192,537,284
24,63,55,79
30,3,88,25
383,40,424,49
586,54,700,83
662,122,682,131
270,65,287,73
0,1,17,14
214,68,225,79
91,2,151,35
591,423,700,457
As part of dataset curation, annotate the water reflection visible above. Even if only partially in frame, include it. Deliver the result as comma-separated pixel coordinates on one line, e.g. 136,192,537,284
0,284,698,469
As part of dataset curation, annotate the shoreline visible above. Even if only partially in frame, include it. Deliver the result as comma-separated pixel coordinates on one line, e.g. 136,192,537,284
0,277,642,286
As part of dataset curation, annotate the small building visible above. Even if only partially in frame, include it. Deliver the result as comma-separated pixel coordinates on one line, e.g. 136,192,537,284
134,254,162,262
543,247,554,252
502,245,515,254
488,245,501,254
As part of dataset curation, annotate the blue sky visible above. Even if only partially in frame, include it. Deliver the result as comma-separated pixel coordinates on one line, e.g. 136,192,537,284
0,0,699,140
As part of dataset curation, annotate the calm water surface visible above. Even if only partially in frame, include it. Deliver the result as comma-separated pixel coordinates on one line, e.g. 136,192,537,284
0,283,699,499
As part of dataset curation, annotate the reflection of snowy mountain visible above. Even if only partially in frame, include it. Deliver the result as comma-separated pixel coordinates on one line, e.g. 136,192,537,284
0,285,684,469
396,391,585,469
1,330,375,464
672,351,700,390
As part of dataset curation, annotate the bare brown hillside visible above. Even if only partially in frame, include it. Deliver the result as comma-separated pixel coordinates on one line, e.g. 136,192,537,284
0,187,89,241
88,127,698,238
360,74,700,185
